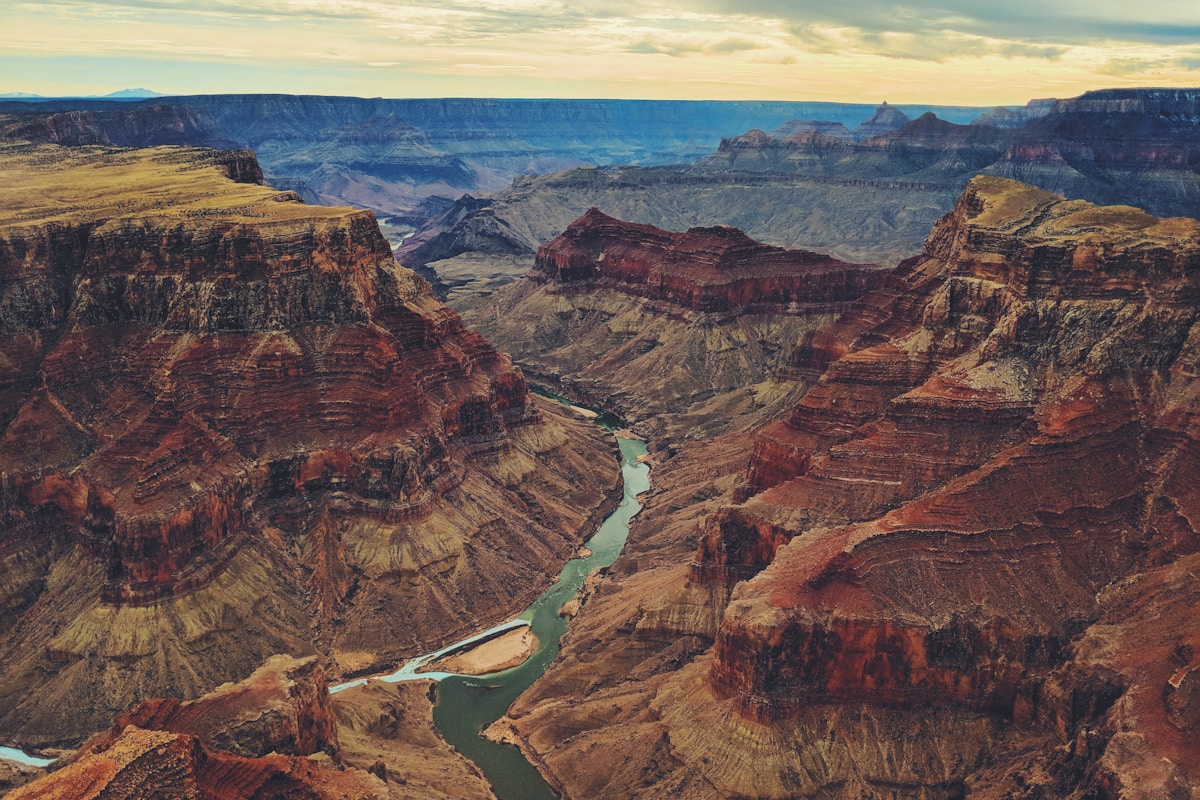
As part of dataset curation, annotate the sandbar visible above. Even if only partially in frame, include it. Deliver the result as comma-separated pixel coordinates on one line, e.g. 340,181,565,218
422,625,539,675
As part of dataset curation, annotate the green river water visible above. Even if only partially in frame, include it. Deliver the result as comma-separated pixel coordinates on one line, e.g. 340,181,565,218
432,434,650,800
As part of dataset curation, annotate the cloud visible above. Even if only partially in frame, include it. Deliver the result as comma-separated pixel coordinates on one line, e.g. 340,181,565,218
781,23,1069,63
623,34,765,57
7,0,1200,102
688,0,1200,48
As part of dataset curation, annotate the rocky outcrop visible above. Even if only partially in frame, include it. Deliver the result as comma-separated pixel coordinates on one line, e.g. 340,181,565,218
3,725,384,800
8,647,495,800
532,209,891,313
84,655,339,759
0,145,622,746
695,176,1200,787
496,178,1200,799
852,101,911,140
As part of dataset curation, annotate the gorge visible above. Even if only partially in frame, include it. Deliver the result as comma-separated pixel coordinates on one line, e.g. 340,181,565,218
487,175,1200,799
2,86,1200,800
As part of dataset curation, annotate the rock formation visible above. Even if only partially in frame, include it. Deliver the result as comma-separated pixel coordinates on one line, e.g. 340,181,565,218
531,209,890,313
457,211,888,441
851,101,911,139
6,643,497,799
86,655,339,759
2,726,385,800
0,144,621,747
496,177,1200,798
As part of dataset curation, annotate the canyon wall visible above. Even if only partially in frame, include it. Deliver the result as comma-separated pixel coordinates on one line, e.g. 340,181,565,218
497,177,1200,799
530,208,891,313
0,144,621,747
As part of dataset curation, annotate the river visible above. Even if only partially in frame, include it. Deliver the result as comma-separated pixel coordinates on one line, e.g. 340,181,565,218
3,425,650,798
332,432,648,798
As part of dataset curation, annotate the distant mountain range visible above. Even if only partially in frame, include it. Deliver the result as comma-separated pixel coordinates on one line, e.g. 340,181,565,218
0,88,164,100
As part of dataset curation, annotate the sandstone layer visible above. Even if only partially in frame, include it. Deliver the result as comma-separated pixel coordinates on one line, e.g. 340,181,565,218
0,144,621,746
456,211,886,442
2,726,384,800
499,177,1200,798
7,650,497,800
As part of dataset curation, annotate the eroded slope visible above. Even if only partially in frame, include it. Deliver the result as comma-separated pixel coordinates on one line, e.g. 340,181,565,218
458,210,889,443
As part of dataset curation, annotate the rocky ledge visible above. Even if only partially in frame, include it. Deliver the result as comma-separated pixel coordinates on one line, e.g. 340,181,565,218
5,656,384,800
532,208,891,314
0,144,621,745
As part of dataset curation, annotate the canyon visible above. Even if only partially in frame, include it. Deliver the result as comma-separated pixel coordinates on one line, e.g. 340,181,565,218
0,143,621,757
0,96,984,236
2,86,1200,800
490,176,1200,799
400,88,1200,303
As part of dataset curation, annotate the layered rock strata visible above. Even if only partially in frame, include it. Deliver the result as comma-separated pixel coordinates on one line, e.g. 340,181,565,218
0,144,621,746
84,655,339,759
0,96,984,229
531,208,890,314
401,88,1200,306
458,211,886,440
499,177,1200,798
3,726,384,800
6,655,387,799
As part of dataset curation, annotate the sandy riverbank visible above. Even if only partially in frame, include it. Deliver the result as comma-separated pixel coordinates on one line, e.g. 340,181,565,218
421,625,540,675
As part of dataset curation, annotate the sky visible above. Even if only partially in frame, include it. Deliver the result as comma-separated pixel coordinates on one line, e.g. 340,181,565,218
2,0,1200,104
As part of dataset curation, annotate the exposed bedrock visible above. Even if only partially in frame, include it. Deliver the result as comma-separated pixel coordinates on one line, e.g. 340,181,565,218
531,208,892,315
0,145,622,746
695,176,1200,790
457,210,887,443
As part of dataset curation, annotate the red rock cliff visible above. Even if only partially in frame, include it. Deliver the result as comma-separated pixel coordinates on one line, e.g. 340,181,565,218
0,145,622,746
691,176,1200,792
532,208,891,314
